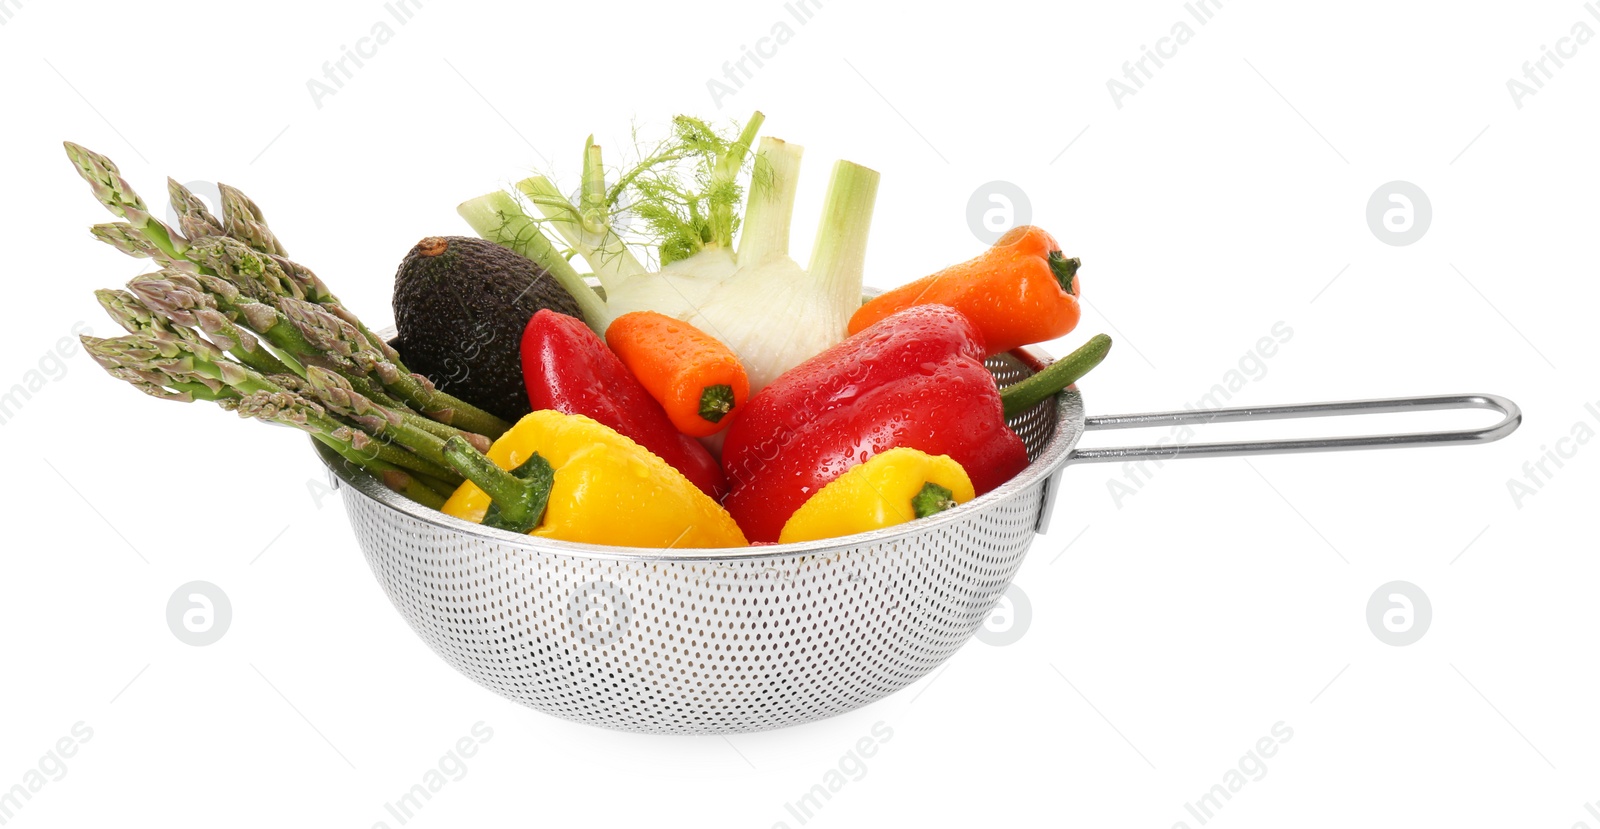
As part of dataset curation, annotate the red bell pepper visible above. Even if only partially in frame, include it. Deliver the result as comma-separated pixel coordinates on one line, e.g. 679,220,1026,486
721,305,1110,542
522,310,729,501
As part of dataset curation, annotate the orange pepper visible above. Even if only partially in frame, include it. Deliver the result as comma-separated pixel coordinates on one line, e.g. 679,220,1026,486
606,311,751,438
847,225,1081,356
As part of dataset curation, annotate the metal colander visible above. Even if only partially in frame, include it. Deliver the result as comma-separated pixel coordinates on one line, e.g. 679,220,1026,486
314,342,1520,735
317,348,1072,734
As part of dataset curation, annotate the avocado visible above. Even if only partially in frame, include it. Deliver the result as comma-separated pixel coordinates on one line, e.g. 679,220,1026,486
392,236,584,423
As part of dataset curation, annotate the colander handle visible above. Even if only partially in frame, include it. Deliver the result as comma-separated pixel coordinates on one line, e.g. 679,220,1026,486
1067,393,1520,463
1033,393,1519,534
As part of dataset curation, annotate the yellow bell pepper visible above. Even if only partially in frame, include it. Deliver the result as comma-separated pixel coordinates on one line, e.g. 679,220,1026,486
778,448,976,544
442,410,746,548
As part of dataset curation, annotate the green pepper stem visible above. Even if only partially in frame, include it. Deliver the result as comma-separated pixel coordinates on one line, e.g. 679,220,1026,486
441,436,521,503
698,384,736,423
999,333,1112,419
441,437,555,533
911,482,958,519
1048,251,1081,295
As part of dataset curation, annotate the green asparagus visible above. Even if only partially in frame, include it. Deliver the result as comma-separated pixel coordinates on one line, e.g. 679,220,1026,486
65,142,510,439
166,179,226,241
218,183,287,257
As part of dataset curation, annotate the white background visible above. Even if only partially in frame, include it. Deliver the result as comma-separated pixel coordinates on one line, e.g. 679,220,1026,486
1,0,1595,826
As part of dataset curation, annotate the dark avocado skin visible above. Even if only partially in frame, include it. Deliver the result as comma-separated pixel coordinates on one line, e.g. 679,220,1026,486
392,236,584,423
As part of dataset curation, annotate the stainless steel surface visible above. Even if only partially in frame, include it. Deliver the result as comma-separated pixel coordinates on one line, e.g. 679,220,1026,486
317,329,1520,733
319,348,1077,734
1067,394,1521,463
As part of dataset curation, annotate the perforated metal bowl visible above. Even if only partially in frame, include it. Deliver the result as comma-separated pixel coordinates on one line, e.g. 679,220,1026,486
314,336,1520,735
316,348,1070,735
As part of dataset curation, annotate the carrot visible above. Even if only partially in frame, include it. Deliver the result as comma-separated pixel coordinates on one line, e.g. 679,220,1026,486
848,225,1082,356
606,311,751,437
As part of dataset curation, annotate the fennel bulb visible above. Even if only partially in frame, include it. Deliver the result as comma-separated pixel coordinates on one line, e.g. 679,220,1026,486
458,113,880,393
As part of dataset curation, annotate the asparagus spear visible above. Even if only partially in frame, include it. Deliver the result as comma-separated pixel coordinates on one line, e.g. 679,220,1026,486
90,223,190,270
218,183,287,257
186,237,509,435
191,204,388,358
66,143,509,438
128,270,400,402
170,176,399,364
255,248,400,364
114,277,256,356
179,178,412,369
84,330,257,396
125,272,301,377
97,287,303,390
97,288,203,343
264,252,337,307
303,367,472,473
301,366,490,452
309,432,448,510
280,298,509,436
77,327,541,514
167,179,226,241
64,142,189,261
81,332,460,486
185,235,305,303
226,391,448,509
69,143,526,508
85,333,237,403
